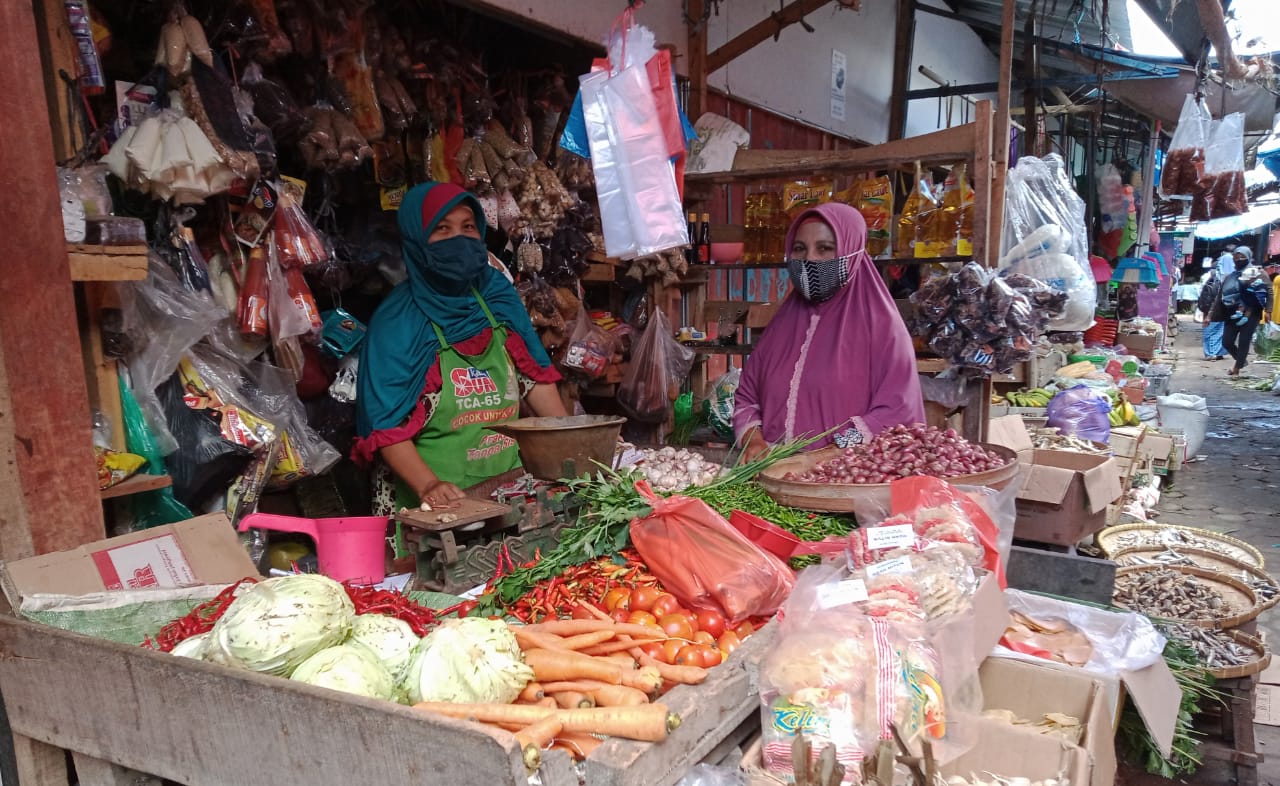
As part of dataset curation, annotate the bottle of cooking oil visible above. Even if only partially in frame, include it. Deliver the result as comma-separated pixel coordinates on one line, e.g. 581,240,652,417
896,162,936,259
937,162,974,256
743,188,761,264
760,188,785,262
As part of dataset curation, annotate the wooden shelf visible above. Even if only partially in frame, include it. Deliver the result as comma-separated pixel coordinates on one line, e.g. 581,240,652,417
689,344,755,356
68,243,148,282
100,473,172,500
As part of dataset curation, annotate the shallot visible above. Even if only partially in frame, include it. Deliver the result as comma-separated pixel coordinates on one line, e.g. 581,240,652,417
782,424,1008,485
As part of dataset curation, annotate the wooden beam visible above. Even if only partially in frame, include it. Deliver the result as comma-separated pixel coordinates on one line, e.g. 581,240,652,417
972,100,994,268
887,0,917,141
0,0,104,556
705,0,834,75
30,0,81,162
687,0,708,120
1021,1,1037,157
988,0,1017,268
685,121,976,184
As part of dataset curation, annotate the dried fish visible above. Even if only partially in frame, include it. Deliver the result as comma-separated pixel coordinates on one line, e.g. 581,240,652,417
1108,528,1256,564
1029,427,1109,455
1117,548,1279,604
1112,567,1235,621
1158,622,1256,669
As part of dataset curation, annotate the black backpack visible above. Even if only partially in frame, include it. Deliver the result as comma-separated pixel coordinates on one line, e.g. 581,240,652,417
1198,276,1221,314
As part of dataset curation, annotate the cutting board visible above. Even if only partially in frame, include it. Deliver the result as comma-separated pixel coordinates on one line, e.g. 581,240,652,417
393,497,511,532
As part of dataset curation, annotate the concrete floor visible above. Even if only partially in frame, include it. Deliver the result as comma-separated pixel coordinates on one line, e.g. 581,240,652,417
1118,315,1280,786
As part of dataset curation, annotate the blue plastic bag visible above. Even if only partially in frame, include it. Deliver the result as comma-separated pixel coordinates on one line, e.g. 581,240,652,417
1046,385,1112,444
559,91,591,159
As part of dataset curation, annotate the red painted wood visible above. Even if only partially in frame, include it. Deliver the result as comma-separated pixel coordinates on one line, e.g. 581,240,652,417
0,2,105,555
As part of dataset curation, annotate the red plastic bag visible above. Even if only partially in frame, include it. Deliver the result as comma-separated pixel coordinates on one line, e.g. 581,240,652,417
629,481,795,623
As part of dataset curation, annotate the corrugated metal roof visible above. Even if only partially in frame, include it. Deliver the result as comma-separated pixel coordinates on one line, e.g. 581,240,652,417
949,0,1133,52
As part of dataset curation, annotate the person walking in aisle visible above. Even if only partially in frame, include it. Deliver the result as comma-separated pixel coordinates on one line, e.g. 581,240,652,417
1198,267,1226,360
1214,247,1271,376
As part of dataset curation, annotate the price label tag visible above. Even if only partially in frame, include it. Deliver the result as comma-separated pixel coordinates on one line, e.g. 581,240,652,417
816,579,869,609
863,524,914,550
866,556,912,578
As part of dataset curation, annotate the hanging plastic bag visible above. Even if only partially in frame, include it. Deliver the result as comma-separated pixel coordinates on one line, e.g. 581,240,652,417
629,482,795,623
1159,94,1211,199
274,187,330,268
618,310,690,423
1205,112,1247,219
998,155,1095,331
119,372,194,528
1046,385,1112,444
705,367,741,440
559,304,618,380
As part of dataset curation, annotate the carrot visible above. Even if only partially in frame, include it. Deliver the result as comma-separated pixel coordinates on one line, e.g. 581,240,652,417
589,684,650,707
582,639,655,657
619,665,663,694
558,630,618,650
513,628,572,652
540,680,609,693
515,696,558,709
523,648,623,685
576,602,613,622
528,619,664,640
636,654,709,686
553,731,604,759
512,716,561,771
551,690,595,709
413,701,682,742
602,653,639,669
518,682,545,702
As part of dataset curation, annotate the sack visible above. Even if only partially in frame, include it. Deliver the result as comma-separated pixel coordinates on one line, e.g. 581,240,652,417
1159,94,1211,199
618,310,692,422
1046,385,1113,444
629,482,795,623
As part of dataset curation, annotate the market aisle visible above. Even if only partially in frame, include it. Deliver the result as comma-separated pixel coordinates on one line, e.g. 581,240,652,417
1146,315,1280,786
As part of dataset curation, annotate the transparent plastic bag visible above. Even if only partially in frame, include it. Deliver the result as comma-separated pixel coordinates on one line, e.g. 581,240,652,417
618,310,688,423
121,253,225,455
1205,112,1247,219
119,372,194,528
998,155,1095,331
705,367,741,440
559,304,617,380
1159,94,1211,199
1045,385,1112,444
629,481,795,623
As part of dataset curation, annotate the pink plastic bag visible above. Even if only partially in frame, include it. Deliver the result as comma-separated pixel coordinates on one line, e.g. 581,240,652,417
629,482,795,623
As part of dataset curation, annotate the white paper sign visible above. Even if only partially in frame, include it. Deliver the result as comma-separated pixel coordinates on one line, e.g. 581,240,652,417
863,524,915,550
830,50,847,121
816,579,869,609
866,556,913,578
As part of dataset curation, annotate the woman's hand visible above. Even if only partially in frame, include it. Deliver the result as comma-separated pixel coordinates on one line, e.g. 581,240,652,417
739,429,769,465
419,479,465,507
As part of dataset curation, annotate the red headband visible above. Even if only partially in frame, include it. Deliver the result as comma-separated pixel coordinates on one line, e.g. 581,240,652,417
420,182,470,232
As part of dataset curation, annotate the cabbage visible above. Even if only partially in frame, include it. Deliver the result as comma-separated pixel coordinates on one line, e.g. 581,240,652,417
209,574,355,675
350,614,419,683
170,632,211,660
403,618,533,704
291,642,395,701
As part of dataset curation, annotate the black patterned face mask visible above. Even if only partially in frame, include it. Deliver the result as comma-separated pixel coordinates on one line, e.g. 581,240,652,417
786,254,855,303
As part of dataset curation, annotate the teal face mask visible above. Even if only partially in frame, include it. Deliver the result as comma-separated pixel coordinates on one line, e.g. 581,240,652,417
422,235,490,295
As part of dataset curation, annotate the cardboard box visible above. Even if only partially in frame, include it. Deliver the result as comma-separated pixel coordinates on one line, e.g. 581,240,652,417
1013,450,1124,546
0,514,258,609
1109,426,1146,459
1118,332,1160,360
988,415,1034,464
942,657,1115,786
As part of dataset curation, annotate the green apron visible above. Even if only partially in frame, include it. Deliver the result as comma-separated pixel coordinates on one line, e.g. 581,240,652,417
393,292,522,512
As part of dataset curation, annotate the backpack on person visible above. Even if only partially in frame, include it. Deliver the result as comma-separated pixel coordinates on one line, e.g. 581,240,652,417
1198,275,1221,315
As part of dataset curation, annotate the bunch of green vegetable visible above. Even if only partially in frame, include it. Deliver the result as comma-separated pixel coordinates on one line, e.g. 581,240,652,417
478,438,823,614
1117,637,1217,777
687,482,855,568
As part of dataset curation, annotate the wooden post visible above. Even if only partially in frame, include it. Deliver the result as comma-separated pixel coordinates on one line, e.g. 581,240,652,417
987,0,1017,268
887,0,917,141
31,0,81,162
1135,116,1159,254
687,0,708,121
1021,2,1037,157
704,0,836,75
0,0,104,558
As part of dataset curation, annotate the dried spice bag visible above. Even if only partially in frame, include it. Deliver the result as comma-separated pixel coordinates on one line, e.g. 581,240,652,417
1159,94,1210,199
1206,112,1247,218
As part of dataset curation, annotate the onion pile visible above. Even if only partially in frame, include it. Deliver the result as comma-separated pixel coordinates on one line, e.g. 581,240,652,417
783,425,1007,485
636,447,722,492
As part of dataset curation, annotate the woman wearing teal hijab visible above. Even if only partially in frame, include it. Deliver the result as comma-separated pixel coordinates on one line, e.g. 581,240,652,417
353,182,565,509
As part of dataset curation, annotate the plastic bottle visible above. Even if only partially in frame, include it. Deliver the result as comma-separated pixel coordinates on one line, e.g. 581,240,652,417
896,162,935,259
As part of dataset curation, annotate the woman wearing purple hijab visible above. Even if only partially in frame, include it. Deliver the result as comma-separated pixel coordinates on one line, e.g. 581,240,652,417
735,203,925,461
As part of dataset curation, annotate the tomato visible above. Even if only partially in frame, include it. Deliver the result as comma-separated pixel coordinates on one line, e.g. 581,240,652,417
660,638,686,664
571,604,599,620
610,608,631,624
629,586,662,613
628,610,659,627
650,593,681,618
692,631,718,648
603,588,631,612
676,644,720,668
733,620,756,639
638,641,664,661
674,608,699,629
717,631,742,659
659,613,695,640
694,610,727,639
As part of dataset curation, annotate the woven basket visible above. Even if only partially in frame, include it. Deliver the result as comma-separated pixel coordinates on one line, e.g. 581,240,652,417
1113,564,1261,630
1208,629,1273,680
1096,523,1264,568
1110,545,1280,612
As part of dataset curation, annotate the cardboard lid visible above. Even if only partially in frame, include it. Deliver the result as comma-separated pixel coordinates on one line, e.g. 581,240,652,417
987,415,1035,463
1018,450,1122,512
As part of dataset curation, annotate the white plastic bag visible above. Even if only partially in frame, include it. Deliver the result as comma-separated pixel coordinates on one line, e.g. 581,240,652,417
992,589,1167,675
999,155,1095,331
